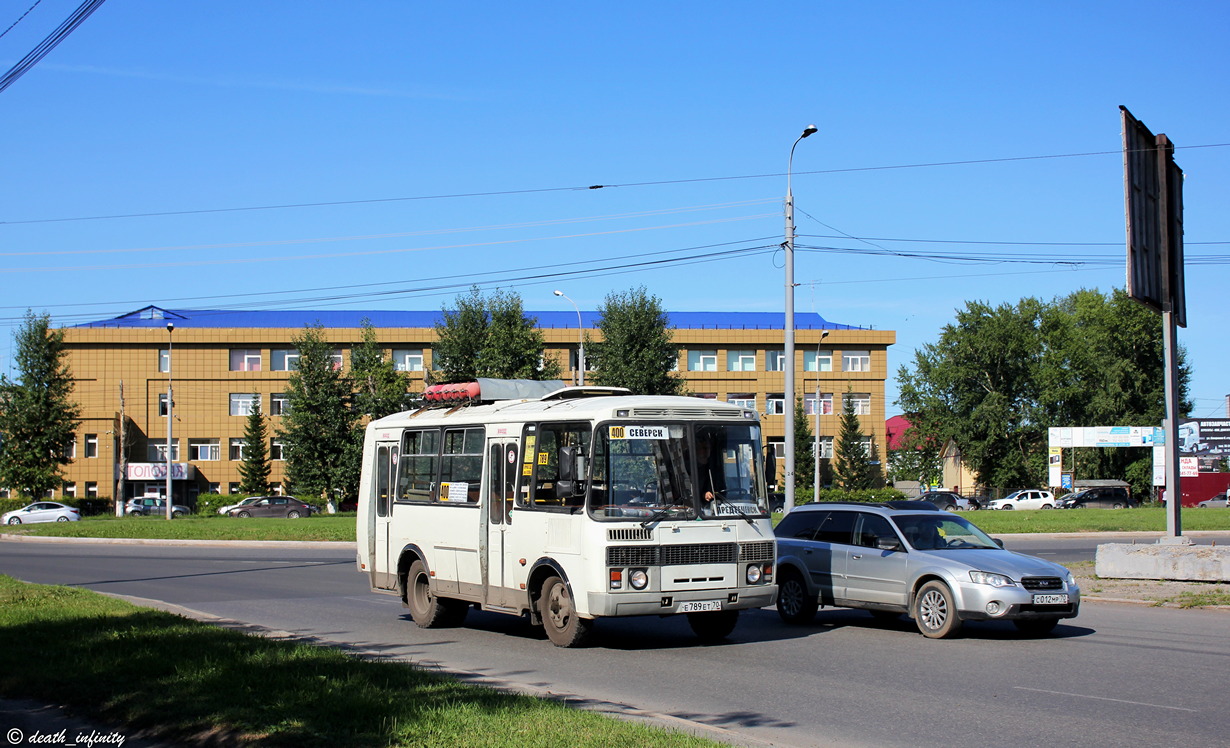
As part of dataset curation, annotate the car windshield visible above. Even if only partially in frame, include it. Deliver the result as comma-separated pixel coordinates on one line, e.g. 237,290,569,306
589,422,768,521
892,514,999,550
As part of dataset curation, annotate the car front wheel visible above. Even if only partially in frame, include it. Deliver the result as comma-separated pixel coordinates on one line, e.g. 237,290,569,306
7,517,20,525
913,581,962,639
776,571,818,624
236,510,251,518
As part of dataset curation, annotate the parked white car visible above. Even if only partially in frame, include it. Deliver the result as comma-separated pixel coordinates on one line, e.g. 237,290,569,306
1196,492,1229,509
987,490,1056,510
217,496,263,515
3,501,81,525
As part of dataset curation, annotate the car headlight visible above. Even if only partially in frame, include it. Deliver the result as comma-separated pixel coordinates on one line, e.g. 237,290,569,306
1063,570,1076,587
969,570,1016,587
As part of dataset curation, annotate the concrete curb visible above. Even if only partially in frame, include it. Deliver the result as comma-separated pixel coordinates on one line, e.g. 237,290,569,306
0,533,353,549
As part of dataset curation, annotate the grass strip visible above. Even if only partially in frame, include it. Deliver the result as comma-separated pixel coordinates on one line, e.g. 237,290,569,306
961,506,1230,535
3,515,356,542
0,576,715,747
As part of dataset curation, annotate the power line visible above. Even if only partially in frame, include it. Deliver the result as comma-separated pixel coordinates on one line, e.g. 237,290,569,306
0,0,107,94
4,141,1228,226
0,0,44,40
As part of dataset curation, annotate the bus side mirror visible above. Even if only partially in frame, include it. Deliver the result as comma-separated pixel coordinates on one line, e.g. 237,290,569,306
556,445,586,503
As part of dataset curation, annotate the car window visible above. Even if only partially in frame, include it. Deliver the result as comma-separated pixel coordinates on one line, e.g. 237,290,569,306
854,513,897,548
775,511,824,541
814,511,856,545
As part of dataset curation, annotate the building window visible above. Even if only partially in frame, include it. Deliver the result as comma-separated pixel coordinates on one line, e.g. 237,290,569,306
765,349,785,371
229,349,262,372
271,349,300,371
687,350,718,372
329,351,344,371
0,488,9,499
393,349,425,372
189,439,220,461
208,483,221,494
804,393,834,416
860,436,873,454
804,350,834,372
270,439,286,461
62,483,76,498
230,393,260,417
159,393,170,417
270,393,290,416
228,483,241,495
765,393,785,415
148,441,180,462
85,482,98,498
85,434,98,458
229,439,246,461
726,350,756,372
845,393,871,416
842,350,871,372
727,393,756,409
818,436,834,459
158,348,170,373
64,439,76,459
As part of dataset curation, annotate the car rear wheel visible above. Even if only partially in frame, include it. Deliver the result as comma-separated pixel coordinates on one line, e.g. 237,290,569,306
913,581,962,639
538,575,591,647
1040,504,1053,510
1013,618,1060,635
776,571,818,624
56,516,69,522
944,504,957,511
1112,503,1124,509
287,510,302,519
688,610,739,643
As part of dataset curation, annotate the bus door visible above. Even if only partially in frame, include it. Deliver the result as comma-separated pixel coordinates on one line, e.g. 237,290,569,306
484,438,520,610
371,441,398,590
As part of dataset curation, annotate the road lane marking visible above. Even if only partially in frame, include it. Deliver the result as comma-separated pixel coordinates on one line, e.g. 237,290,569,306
1014,687,1199,712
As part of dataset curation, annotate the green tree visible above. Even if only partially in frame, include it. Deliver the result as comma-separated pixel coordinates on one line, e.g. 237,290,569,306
432,287,561,382
834,394,873,490
588,286,683,395
897,288,1189,493
279,324,357,509
238,396,272,496
794,398,815,492
351,319,410,420
886,425,942,488
0,311,80,498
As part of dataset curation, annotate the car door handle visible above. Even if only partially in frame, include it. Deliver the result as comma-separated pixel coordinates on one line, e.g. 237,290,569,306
851,554,862,560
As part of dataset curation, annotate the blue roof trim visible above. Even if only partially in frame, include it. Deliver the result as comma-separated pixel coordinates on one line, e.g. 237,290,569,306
70,306,865,330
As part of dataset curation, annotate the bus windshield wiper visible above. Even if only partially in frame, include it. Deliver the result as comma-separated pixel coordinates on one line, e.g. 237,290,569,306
640,504,684,529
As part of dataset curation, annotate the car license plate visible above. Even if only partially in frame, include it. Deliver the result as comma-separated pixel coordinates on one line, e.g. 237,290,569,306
1032,594,1069,605
678,600,723,613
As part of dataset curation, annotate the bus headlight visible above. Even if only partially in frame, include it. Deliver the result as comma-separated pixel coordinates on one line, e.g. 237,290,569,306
629,569,649,590
746,564,762,584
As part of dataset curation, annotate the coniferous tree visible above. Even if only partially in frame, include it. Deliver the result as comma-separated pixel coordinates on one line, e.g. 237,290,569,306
238,396,272,496
0,311,80,498
794,398,815,493
834,393,873,491
588,286,683,395
432,287,561,382
279,324,356,509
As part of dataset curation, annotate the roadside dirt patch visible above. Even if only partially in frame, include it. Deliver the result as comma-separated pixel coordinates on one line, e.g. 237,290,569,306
1067,561,1230,608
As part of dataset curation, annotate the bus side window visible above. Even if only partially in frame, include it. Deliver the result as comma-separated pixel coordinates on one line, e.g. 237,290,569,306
441,427,483,503
528,423,590,509
398,429,440,502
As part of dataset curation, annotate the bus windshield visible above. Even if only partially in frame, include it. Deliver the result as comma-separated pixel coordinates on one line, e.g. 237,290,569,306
589,422,767,521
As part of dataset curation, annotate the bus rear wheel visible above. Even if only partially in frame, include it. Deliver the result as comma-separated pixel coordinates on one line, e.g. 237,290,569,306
405,560,467,628
539,576,592,647
688,610,739,643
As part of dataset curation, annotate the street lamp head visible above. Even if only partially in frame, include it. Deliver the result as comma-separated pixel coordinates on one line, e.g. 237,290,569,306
801,124,818,138
820,329,830,340
553,290,564,297
166,322,174,333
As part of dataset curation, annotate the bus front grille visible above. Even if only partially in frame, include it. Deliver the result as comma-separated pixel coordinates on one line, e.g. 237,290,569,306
739,541,775,563
607,542,739,566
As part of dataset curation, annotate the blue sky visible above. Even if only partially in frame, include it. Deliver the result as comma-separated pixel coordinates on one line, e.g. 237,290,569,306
2,1,1227,418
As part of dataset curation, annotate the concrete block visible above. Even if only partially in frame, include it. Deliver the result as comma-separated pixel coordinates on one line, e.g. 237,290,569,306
1095,543,1230,582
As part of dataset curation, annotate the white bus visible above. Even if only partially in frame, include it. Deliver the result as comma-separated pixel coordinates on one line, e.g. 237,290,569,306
356,379,777,647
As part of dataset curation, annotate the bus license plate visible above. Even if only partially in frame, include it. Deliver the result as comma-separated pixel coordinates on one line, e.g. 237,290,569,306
1032,594,1068,605
679,600,723,613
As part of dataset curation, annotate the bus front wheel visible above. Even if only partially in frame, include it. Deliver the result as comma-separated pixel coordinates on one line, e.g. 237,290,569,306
405,560,467,628
688,610,739,643
539,576,592,647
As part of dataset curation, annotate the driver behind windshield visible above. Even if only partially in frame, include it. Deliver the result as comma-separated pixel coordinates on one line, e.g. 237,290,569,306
694,430,726,506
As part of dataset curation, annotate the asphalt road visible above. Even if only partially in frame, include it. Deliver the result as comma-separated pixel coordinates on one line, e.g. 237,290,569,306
2,538,1228,748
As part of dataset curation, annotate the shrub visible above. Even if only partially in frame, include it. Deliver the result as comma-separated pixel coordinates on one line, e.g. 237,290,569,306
808,487,907,505
193,493,238,516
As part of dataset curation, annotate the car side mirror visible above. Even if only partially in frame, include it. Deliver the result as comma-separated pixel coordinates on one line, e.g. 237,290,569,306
993,538,1004,548
877,536,904,552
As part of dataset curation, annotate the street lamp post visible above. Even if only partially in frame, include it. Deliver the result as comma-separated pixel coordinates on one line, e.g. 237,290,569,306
553,290,584,386
783,124,818,515
813,329,830,498
165,322,174,520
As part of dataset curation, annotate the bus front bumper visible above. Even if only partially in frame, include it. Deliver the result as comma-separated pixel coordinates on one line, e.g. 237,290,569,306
587,586,777,617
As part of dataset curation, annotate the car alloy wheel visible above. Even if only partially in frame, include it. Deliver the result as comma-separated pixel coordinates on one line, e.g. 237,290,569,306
913,580,962,639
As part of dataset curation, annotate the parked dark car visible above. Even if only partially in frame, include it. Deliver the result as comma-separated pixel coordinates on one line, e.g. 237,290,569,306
917,491,974,511
125,497,189,517
1058,486,1136,509
227,496,316,518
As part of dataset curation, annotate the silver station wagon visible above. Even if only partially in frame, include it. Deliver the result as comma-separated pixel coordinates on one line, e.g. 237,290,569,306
774,502,1080,638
